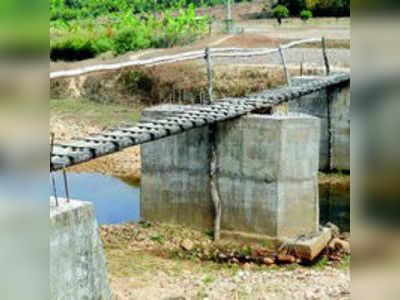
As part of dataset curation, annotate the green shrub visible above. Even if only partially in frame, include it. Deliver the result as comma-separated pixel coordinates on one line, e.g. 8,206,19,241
272,5,289,25
50,37,98,61
300,9,313,21
277,0,349,17
114,28,151,55
50,6,208,60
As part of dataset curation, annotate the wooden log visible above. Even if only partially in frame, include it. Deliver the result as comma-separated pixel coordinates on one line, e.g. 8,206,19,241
322,36,330,75
210,133,222,241
279,46,291,87
205,47,213,104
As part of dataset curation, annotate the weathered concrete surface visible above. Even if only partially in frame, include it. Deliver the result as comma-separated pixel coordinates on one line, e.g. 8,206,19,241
289,76,350,171
141,105,213,230
329,83,351,171
50,197,111,300
284,227,333,260
141,107,320,239
217,113,320,238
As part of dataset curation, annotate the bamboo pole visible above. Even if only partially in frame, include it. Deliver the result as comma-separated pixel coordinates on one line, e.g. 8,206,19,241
322,37,330,75
279,45,291,86
205,47,213,104
210,142,222,241
226,0,232,34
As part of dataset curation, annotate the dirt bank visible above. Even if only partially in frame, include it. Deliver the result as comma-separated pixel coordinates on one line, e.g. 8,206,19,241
102,222,350,300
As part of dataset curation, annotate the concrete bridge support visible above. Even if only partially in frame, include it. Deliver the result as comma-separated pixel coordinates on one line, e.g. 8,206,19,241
141,107,321,242
289,76,350,172
50,198,112,300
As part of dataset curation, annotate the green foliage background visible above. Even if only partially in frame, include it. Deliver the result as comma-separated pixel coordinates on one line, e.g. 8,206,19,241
276,0,350,17
50,0,255,21
50,1,215,61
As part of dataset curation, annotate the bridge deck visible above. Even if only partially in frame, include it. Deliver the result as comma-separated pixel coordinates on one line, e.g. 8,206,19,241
50,73,349,172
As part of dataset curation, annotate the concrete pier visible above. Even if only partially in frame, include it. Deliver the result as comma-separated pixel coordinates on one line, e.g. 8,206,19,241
50,198,111,300
289,76,350,171
141,107,321,240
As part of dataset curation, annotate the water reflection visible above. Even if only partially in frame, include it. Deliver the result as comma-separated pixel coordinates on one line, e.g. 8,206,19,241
50,172,140,225
49,172,350,232
319,185,350,232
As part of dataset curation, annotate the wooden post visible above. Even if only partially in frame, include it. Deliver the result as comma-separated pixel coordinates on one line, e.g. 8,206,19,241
300,52,304,76
322,37,330,75
226,0,232,33
208,20,212,37
227,0,232,20
205,47,213,104
209,130,221,241
205,47,221,241
279,46,291,86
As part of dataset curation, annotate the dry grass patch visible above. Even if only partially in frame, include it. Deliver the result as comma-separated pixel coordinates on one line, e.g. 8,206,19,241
51,63,287,105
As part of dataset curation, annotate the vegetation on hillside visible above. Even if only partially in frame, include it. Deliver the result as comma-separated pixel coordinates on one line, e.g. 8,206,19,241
50,0,256,21
50,3,208,61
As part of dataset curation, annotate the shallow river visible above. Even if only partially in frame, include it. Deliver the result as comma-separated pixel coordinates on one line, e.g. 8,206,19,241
51,172,350,232
52,172,140,224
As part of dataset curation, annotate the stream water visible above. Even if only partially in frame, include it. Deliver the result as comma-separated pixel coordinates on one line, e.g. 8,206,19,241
51,172,350,232
52,172,140,225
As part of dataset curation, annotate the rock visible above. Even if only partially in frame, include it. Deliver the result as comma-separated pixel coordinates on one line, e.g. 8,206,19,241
328,238,351,254
325,222,340,237
334,239,351,254
340,232,351,241
328,238,337,250
277,254,296,263
218,253,227,260
135,233,146,242
243,263,252,270
262,257,275,265
181,239,194,251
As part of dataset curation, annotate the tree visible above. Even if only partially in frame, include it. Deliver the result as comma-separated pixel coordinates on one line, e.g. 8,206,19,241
272,5,289,25
300,9,313,22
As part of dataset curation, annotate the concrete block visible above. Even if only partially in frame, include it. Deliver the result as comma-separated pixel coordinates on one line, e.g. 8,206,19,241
141,106,321,240
330,85,350,171
219,177,279,237
289,76,350,172
141,105,213,230
284,227,333,260
277,179,319,237
50,198,111,300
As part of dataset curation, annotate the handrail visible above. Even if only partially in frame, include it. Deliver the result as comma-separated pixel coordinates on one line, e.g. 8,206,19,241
50,37,323,79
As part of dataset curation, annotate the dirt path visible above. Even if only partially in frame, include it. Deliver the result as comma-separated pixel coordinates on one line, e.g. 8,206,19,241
111,266,350,300
212,48,350,68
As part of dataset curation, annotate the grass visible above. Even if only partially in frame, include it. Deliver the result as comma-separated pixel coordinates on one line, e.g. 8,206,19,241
50,98,142,128
319,171,350,192
336,254,351,270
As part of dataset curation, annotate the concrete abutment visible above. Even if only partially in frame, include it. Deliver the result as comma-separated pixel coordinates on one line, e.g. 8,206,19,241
50,198,112,300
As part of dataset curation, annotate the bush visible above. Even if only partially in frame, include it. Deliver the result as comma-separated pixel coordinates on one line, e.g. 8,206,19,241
272,5,289,24
114,28,152,55
277,0,349,17
300,9,313,21
50,6,208,60
276,0,305,16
